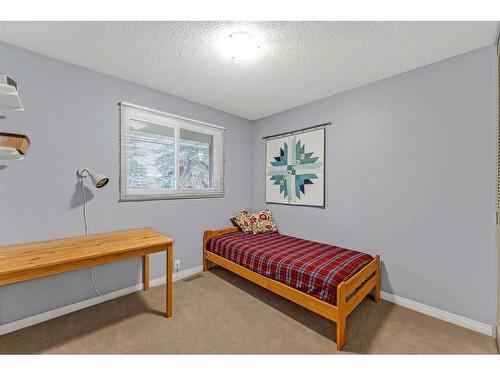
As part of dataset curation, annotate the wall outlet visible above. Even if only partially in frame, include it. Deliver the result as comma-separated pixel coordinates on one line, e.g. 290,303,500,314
175,260,181,270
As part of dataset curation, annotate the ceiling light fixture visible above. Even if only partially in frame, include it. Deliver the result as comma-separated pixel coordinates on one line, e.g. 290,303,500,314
225,31,261,60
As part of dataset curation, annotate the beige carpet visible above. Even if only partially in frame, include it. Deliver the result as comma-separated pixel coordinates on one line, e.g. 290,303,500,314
0,268,497,354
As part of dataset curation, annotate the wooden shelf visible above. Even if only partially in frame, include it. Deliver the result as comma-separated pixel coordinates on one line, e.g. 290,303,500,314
0,75,23,111
0,132,30,155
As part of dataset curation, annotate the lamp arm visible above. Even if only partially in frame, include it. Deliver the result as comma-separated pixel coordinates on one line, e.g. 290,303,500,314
75,167,105,297
77,168,91,178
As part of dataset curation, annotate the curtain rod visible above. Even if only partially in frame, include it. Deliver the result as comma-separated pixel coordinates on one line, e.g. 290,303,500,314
262,122,332,140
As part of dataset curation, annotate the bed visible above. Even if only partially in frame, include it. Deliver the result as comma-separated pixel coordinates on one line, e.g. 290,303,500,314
203,227,381,351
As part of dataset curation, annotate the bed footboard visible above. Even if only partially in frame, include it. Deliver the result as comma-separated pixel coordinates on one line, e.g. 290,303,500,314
335,255,381,349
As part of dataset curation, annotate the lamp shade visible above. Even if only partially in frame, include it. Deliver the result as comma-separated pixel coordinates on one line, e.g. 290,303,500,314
89,172,109,188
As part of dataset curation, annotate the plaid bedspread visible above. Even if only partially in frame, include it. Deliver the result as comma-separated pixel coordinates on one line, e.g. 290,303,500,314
206,231,374,305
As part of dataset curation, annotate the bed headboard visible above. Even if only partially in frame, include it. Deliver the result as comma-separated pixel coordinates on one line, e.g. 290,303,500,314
203,226,240,251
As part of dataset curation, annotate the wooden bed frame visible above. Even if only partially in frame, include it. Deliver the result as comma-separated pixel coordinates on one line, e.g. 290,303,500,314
203,227,381,351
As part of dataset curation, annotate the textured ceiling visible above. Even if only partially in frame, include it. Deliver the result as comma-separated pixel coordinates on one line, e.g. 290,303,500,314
0,21,498,120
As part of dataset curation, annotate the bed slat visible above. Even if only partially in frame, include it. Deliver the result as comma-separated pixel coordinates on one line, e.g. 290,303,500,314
344,256,379,297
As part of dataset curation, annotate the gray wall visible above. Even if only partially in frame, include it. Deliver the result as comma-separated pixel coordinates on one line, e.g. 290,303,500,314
0,41,497,328
0,42,253,324
251,46,497,326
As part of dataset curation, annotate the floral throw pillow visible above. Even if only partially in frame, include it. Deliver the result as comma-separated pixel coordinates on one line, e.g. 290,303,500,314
230,210,255,233
251,209,278,234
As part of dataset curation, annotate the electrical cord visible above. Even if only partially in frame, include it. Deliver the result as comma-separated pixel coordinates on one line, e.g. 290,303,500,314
81,175,105,298
81,175,89,236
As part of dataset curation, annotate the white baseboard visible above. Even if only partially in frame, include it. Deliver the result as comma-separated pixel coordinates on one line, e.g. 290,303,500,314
0,265,203,336
380,291,494,337
154,265,203,286
1,267,493,339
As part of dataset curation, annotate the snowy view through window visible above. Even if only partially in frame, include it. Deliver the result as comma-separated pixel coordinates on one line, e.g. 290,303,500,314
128,129,210,189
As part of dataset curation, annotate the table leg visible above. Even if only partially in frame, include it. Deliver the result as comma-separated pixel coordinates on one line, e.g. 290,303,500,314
166,244,173,318
143,255,150,291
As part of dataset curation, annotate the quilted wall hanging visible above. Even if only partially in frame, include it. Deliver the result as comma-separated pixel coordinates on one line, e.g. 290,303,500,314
264,123,329,207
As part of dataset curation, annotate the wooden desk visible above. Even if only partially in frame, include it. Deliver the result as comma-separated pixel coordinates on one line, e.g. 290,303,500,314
0,228,174,318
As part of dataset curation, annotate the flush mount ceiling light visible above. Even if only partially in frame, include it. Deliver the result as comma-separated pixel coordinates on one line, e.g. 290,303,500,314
223,31,261,60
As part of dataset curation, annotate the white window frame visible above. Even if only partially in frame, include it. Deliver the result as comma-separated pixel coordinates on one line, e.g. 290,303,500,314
120,102,225,201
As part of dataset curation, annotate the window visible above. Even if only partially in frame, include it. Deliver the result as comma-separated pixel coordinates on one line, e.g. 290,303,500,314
120,103,224,201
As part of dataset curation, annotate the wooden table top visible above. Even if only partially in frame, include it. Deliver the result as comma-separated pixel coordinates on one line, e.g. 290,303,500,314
0,228,174,276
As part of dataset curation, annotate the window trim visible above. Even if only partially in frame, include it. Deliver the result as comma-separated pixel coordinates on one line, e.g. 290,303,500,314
119,102,225,201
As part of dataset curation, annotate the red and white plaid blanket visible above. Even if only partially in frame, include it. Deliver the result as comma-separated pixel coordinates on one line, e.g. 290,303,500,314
206,231,374,305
